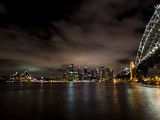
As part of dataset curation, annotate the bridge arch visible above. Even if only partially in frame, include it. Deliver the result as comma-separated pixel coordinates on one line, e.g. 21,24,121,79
135,4,160,68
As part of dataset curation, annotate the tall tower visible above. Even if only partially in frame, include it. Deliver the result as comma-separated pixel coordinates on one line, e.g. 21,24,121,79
91,69,95,79
83,67,88,80
69,64,74,72
68,64,74,81
78,67,83,80
96,68,100,81
100,67,105,81
130,61,135,80
106,68,113,81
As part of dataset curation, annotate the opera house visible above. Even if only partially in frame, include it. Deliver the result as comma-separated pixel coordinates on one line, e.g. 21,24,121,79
10,71,32,82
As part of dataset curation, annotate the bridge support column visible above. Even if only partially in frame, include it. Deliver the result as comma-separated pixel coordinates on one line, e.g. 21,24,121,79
130,61,136,81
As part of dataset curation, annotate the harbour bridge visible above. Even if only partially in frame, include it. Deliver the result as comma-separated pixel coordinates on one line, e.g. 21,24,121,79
121,4,160,81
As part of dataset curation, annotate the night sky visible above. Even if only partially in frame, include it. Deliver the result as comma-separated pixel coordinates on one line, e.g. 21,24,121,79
0,0,159,76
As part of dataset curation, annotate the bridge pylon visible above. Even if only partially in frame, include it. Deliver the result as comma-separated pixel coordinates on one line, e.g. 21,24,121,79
130,61,136,81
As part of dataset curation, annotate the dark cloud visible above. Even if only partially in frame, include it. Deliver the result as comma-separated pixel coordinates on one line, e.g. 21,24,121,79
0,3,7,14
0,0,158,76
118,58,130,64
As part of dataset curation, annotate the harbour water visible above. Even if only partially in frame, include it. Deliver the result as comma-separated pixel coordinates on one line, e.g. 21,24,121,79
0,82,160,120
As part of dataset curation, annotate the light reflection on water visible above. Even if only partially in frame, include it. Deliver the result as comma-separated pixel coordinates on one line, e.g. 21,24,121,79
0,83,160,120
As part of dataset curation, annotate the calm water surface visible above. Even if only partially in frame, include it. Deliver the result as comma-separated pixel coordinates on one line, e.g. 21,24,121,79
0,82,160,120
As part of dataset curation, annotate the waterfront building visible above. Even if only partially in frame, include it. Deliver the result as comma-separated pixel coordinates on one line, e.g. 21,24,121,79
78,67,83,80
96,68,100,81
106,68,113,81
91,69,95,80
69,64,74,72
74,71,78,81
100,67,105,81
68,64,74,81
20,71,32,81
88,71,91,80
83,67,88,80
10,72,20,81
10,71,32,82
64,64,114,82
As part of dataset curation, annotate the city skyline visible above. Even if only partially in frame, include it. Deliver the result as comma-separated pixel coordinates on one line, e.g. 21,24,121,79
8,64,114,78
7,64,114,82
0,0,159,76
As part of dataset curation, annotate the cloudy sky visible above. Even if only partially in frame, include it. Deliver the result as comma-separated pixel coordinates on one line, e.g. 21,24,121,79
0,0,158,76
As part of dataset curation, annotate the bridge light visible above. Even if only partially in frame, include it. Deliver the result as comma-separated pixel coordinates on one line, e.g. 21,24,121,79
125,67,128,70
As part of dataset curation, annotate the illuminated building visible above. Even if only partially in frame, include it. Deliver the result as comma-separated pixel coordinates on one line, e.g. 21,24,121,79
20,71,32,81
74,71,78,81
63,72,68,81
63,66,70,81
96,68,100,80
10,72,20,81
88,71,91,80
64,64,114,82
78,67,83,80
83,67,88,80
69,64,74,72
100,67,105,81
91,69,95,80
68,64,74,81
64,64,75,81
10,71,32,82
110,69,113,78
84,67,87,74
106,68,113,81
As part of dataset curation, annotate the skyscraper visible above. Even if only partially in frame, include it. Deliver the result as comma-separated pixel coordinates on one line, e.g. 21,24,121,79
100,67,105,81
96,68,100,81
78,67,83,80
68,64,74,81
106,68,113,81
69,64,74,72
83,67,88,80
91,69,95,80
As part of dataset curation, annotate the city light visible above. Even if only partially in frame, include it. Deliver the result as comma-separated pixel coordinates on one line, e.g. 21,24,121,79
63,64,114,82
